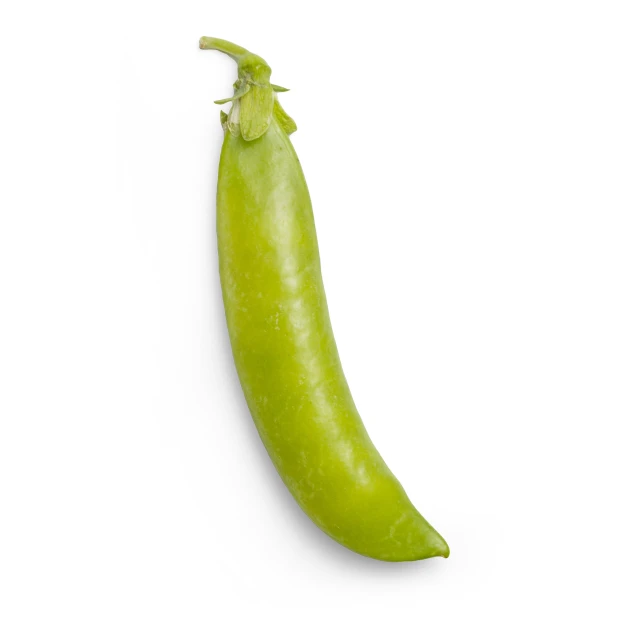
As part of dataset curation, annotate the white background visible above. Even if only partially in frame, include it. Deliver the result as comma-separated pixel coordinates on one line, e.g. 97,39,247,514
1,1,638,637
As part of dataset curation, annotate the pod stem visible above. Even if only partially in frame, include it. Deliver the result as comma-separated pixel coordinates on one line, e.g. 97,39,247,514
199,37,249,62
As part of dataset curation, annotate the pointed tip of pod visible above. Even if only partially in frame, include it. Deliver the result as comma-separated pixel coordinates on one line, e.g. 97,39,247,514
411,516,450,561
389,526,449,562
346,512,450,563
382,514,450,562
424,531,450,559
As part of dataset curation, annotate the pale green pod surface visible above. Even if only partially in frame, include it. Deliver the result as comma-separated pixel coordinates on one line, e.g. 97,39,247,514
201,37,449,561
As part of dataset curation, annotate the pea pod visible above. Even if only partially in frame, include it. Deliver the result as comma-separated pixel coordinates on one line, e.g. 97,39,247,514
201,37,449,562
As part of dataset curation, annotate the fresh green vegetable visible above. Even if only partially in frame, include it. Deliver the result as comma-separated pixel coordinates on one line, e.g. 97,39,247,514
200,37,449,562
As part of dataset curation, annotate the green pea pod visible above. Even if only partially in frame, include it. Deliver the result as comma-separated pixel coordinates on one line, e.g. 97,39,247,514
200,37,449,562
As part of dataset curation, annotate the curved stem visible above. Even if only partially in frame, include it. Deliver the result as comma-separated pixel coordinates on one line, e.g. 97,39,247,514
199,37,248,61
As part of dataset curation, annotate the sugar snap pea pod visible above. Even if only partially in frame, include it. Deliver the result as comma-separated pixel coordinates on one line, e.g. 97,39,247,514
200,37,449,562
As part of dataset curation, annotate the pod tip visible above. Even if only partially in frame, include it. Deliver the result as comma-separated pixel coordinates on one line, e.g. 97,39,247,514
430,530,450,559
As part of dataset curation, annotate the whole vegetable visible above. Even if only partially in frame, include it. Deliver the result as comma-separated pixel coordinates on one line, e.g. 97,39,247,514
201,37,449,562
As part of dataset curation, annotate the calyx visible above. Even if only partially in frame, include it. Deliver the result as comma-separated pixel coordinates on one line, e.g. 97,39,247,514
200,37,297,140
